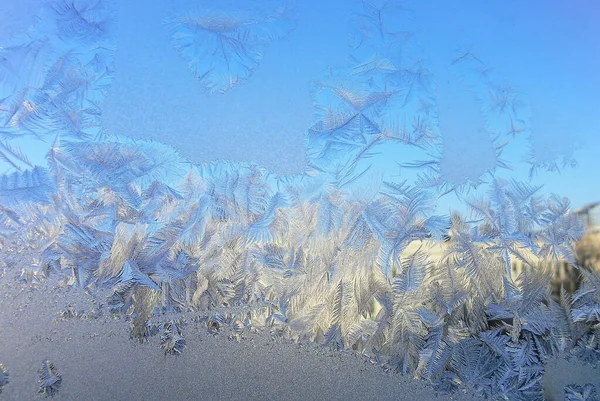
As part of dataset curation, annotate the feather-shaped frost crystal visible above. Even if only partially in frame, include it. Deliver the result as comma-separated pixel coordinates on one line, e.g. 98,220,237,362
38,360,62,397
163,0,295,93
565,383,600,401
0,363,8,394
0,166,54,205
160,321,186,356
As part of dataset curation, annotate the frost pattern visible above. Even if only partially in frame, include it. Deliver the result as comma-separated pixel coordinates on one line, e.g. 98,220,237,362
0,363,8,395
161,320,186,356
0,1,597,401
163,0,295,94
38,360,62,397
565,383,600,401
0,135,588,399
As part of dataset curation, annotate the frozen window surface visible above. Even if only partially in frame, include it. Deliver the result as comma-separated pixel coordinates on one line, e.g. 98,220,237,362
0,1,599,400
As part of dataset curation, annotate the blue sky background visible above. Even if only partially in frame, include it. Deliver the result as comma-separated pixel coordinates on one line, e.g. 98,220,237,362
1,0,599,215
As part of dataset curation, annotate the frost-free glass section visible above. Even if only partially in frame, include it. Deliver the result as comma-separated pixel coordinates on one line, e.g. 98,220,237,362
0,1,599,400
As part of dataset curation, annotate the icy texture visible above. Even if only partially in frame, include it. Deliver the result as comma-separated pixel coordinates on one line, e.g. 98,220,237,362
0,0,115,179
0,363,8,395
38,360,62,397
0,1,597,401
163,0,295,94
0,134,590,399
565,383,599,401
160,320,186,356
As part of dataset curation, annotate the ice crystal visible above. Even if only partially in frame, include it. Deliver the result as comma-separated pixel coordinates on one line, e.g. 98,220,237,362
0,363,8,395
160,320,186,356
565,383,600,401
38,360,62,397
164,0,295,94
0,1,596,400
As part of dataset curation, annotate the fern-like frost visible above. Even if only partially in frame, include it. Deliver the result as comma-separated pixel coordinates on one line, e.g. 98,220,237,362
38,360,62,397
0,363,8,395
163,0,295,93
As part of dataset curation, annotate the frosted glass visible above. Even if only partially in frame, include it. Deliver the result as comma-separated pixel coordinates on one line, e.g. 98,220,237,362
0,1,599,400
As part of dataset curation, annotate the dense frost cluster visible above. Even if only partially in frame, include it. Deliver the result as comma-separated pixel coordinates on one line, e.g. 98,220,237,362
0,1,598,400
